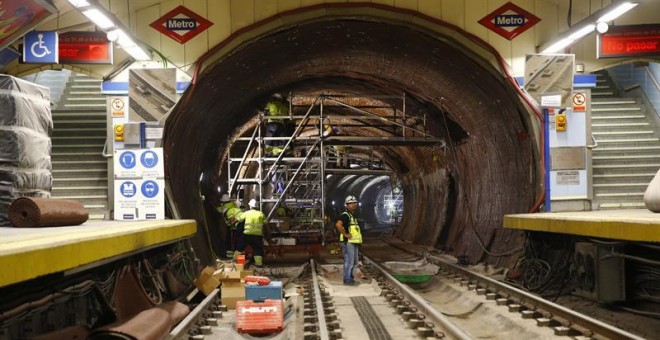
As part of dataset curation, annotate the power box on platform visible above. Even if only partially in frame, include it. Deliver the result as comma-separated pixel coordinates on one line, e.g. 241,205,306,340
245,281,283,302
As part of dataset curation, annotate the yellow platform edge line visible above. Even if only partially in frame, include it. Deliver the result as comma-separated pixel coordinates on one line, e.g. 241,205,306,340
0,221,197,288
503,215,660,242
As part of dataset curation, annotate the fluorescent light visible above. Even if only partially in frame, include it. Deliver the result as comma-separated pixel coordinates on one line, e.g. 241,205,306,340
541,24,595,54
538,1,638,54
123,45,151,61
567,24,596,41
107,29,134,47
107,28,151,60
82,9,114,29
597,2,638,23
67,0,90,7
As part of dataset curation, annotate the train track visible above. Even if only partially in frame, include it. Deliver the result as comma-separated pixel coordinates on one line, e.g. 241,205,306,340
369,238,646,340
167,244,646,339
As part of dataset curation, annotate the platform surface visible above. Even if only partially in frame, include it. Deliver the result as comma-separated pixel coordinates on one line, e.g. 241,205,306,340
504,209,660,242
0,219,196,287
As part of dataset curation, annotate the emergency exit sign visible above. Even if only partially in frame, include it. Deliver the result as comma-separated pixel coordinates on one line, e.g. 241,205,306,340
598,24,660,58
150,5,213,44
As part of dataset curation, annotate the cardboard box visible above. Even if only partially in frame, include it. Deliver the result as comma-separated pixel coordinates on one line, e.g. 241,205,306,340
194,266,220,296
221,285,245,309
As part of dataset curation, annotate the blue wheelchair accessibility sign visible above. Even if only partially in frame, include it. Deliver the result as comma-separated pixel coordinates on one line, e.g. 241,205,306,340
23,31,59,64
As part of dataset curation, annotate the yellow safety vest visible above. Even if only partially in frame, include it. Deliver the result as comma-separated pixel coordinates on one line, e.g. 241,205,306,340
242,209,265,236
218,202,242,228
339,211,362,244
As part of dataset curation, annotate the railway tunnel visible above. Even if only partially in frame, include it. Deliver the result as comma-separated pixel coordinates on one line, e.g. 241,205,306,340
163,7,541,266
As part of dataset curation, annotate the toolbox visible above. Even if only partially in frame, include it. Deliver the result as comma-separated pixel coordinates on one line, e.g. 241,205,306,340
245,281,282,302
236,299,284,334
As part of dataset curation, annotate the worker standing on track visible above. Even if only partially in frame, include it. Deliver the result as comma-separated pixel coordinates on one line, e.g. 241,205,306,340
235,199,267,268
335,195,363,285
216,194,243,259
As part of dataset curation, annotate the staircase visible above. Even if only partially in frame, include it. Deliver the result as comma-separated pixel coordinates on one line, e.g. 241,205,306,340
50,73,109,220
590,71,660,209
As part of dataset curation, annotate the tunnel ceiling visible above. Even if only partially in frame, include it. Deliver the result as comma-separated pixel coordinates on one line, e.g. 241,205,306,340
164,9,540,266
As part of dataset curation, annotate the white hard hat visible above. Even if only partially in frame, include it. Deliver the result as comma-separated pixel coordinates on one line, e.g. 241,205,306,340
272,93,283,100
345,195,358,205
220,193,231,202
248,199,258,208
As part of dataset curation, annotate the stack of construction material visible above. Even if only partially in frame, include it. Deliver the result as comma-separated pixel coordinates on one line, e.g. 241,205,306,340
0,75,53,226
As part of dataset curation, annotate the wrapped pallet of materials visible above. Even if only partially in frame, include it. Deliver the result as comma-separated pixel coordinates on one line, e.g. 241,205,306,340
0,75,52,226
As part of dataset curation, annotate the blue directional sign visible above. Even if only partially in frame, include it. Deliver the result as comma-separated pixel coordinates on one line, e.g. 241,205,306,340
141,180,159,198
119,181,136,198
23,31,58,64
140,150,158,168
118,151,136,169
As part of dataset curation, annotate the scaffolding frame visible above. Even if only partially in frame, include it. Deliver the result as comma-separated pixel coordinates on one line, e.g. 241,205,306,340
226,93,444,245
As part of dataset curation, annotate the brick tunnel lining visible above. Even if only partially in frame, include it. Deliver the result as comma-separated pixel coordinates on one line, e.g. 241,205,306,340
164,18,538,266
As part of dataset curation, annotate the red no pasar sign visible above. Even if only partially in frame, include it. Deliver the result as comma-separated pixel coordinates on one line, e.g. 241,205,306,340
58,32,112,64
597,24,660,58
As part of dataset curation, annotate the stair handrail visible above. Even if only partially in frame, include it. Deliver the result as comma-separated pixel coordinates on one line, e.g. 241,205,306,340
642,66,660,120
587,133,598,149
101,139,112,158
644,66,660,93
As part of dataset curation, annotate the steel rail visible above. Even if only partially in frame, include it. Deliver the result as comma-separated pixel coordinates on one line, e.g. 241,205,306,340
425,254,646,340
362,255,472,340
166,288,219,340
310,259,330,340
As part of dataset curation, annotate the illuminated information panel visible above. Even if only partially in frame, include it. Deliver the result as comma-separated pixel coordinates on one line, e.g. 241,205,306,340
598,24,660,58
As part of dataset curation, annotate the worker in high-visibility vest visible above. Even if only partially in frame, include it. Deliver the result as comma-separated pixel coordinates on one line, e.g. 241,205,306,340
216,194,243,258
264,93,292,156
335,195,363,285
234,199,266,267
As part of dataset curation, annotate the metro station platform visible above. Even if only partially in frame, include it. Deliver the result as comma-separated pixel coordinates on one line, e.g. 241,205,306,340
504,209,660,242
0,219,196,288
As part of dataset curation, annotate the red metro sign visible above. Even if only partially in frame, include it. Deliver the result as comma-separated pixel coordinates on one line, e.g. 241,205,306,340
478,2,541,40
150,6,213,44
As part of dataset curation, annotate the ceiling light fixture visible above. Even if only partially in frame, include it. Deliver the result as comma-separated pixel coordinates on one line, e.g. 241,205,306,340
82,9,115,29
597,2,638,23
66,0,90,8
106,28,151,60
539,1,638,54
68,2,152,61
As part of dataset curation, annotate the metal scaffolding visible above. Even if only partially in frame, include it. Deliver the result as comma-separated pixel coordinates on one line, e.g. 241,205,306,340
226,93,444,245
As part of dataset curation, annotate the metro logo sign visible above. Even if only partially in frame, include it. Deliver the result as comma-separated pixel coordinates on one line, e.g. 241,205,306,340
150,6,213,44
479,2,540,40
